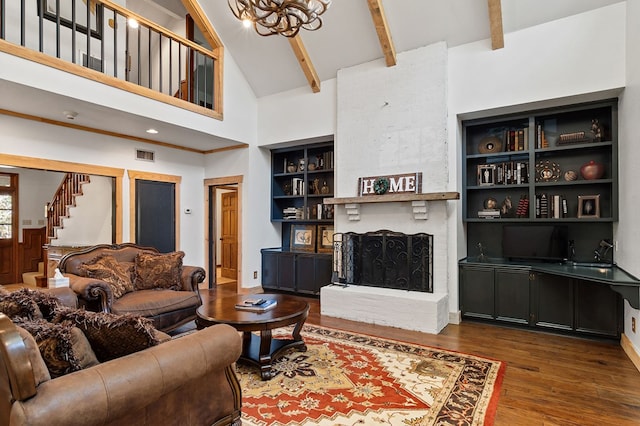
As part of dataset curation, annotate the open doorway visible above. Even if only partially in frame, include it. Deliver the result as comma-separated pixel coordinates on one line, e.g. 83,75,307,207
205,176,242,290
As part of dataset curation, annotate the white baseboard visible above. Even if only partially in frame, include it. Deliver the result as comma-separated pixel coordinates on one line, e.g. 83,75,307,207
621,333,640,373
448,311,461,324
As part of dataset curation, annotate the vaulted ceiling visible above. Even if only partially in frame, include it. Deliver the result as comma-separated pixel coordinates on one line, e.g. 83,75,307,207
0,0,624,153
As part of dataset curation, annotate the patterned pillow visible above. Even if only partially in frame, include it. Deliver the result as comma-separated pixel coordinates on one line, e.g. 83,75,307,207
134,251,184,291
53,308,160,362
0,288,44,320
14,318,99,378
80,255,135,299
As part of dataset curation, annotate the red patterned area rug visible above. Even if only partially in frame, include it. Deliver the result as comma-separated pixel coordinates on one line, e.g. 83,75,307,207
237,325,505,426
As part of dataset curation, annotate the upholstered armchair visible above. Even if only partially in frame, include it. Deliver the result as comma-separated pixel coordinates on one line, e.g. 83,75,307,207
58,243,206,332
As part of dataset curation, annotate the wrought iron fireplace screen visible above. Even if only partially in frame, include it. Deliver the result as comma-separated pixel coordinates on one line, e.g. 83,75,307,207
332,230,434,292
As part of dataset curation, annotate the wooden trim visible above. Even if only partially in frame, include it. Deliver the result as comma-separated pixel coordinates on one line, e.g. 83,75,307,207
203,144,249,155
0,154,124,243
487,0,505,50
127,171,181,248
0,108,208,154
367,0,396,67
288,36,321,93
181,0,225,117
324,192,460,205
204,176,243,292
621,333,640,373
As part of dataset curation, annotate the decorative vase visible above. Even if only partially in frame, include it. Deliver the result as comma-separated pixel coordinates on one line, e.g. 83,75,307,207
580,160,604,180
287,162,296,173
563,170,578,181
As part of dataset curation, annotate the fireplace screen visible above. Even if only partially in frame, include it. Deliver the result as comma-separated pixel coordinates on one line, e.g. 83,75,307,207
332,230,433,292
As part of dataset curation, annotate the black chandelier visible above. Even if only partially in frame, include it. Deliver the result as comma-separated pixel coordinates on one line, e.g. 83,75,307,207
228,0,331,38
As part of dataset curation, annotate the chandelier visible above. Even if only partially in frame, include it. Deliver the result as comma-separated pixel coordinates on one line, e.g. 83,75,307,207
228,0,331,38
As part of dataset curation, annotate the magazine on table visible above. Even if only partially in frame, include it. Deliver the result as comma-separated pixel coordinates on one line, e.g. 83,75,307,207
235,298,277,312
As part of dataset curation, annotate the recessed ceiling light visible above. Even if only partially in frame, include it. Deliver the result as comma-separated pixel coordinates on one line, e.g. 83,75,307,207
63,110,78,120
146,128,159,134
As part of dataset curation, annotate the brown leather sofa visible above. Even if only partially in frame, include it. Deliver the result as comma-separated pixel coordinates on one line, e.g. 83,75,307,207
0,311,242,426
58,243,206,332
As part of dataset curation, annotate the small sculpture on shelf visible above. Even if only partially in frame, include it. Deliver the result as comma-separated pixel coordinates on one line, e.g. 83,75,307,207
320,181,330,194
591,119,602,142
287,162,297,173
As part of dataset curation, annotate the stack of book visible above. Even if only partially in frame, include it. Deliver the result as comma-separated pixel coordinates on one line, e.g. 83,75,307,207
478,209,501,219
235,298,277,312
283,207,303,220
535,194,567,218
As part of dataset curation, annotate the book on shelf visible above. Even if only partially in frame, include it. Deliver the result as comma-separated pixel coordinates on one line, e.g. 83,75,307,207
477,209,501,219
235,298,277,312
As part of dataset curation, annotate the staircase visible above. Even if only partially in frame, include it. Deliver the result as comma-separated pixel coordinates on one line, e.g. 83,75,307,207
46,173,91,243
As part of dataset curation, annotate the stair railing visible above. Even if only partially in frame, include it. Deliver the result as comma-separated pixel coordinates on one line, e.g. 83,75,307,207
46,173,90,241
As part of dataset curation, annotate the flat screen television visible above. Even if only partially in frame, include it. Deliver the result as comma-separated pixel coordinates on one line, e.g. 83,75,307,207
502,225,569,262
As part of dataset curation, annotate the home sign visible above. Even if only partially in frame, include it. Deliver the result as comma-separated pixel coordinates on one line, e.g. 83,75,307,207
358,172,422,196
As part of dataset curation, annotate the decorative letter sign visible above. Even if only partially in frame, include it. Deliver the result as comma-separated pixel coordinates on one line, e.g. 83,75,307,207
358,173,422,196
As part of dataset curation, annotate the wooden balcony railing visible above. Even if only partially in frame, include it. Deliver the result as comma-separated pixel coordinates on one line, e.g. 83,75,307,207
0,0,222,118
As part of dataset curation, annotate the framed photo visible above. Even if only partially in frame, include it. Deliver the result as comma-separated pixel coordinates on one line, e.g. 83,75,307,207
290,224,316,252
39,0,104,39
317,225,334,253
577,195,600,218
477,164,496,186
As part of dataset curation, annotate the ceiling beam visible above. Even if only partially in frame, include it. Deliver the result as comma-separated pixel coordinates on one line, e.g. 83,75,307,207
487,0,504,50
288,36,321,93
367,0,396,67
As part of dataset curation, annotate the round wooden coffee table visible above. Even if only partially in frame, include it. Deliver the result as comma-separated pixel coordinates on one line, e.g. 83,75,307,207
196,293,309,380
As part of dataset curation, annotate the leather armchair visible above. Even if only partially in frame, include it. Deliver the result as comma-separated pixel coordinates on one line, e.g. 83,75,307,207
0,313,242,426
58,243,206,332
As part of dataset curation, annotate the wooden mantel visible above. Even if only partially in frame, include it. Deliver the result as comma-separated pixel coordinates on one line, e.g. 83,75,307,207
324,192,460,221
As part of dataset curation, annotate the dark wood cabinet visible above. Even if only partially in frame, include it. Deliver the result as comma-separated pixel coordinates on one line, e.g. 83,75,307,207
460,262,623,339
261,249,331,296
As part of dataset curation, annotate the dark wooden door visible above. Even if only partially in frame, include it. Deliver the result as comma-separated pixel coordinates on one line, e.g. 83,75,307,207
135,180,175,253
220,191,237,279
0,174,18,284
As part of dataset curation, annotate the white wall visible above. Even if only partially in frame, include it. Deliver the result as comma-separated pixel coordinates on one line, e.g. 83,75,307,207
618,0,640,353
53,175,113,246
0,116,206,267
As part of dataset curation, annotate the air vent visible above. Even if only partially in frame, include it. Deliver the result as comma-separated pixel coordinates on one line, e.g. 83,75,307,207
81,52,103,72
136,149,155,162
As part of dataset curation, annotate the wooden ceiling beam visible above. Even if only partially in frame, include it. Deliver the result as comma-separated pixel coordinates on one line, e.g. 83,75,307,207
487,0,504,50
289,35,321,93
367,0,396,67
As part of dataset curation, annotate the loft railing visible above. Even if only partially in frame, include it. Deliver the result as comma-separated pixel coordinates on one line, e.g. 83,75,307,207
0,0,220,116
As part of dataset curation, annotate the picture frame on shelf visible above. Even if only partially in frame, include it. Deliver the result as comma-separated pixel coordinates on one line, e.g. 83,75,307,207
317,225,334,253
577,195,600,218
477,164,496,186
291,224,316,252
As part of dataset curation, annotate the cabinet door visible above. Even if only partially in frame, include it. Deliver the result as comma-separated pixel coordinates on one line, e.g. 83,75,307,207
261,251,279,291
295,254,330,295
460,266,495,319
532,272,573,331
495,269,530,324
277,252,296,291
575,280,622,338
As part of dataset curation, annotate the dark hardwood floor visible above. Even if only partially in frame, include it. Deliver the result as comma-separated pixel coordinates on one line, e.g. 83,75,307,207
206,284,640,425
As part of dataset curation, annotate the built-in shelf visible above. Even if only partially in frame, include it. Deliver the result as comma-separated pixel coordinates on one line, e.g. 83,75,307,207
324,192,460,221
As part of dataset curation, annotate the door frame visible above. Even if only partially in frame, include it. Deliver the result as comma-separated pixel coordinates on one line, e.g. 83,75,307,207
128,170,181,247
204,175,242,290
0,173,19,284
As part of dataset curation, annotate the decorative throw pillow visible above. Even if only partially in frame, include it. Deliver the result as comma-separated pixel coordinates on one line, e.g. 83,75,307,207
20,288,63,321
80,255,135,299
54,308,160,362
134,251,184,291
0,288,44,320
15,326,51,386
14,318,99,378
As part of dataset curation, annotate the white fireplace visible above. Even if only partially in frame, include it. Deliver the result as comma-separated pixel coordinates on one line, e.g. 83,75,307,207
322,42,455,334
